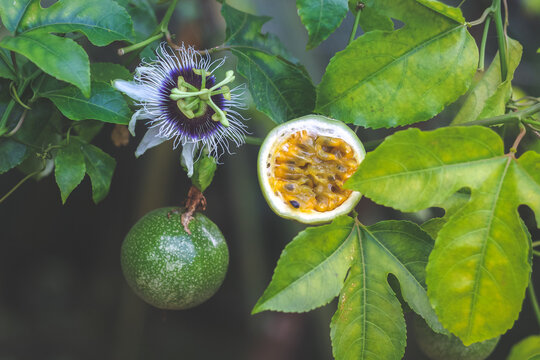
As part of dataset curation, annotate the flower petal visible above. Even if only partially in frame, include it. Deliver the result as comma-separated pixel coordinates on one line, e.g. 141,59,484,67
113,80,148,102
128,109,152,137
181,142,197,177
135,127,167,158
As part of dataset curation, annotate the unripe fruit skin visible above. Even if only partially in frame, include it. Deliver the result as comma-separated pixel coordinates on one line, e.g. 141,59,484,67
121,207,229,310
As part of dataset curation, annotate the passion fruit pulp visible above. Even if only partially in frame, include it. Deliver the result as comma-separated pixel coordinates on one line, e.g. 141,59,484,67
258,115,365,224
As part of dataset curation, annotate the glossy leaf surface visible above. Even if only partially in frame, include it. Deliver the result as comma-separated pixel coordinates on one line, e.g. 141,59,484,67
90,63,132,83
331,221,440,360
0,32,91,96
255,217,439,359
0,0,32,33
316,0,478,128
55,140,86,203
15,0,134,46
39,82,130,124
221,3,295,62
221,3,316,123
346,126,538,344
231,48,315,124
253,216,356,313
0,139,27,174
296,0,348,49
190,156,217,193
77,138,115,204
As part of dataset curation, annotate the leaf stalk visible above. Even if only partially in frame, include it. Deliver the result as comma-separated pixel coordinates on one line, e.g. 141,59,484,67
452,103,540,127
348,4,363,46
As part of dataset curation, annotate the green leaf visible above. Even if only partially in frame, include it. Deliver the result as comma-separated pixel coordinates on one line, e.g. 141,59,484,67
345,126,537,344
74,120,104,142
39,82,131,124
252,216,356,313
296,0,348,49
232,48,316,124
191,156,217,193
0,138,27,173
0,32,91,96
220,3,316,123
508,336,540,360
358,5,394,33
0,49,16,80
91,63,132,83
331,220,440,360
54,140,86,203
221,3,296,62
0,0,32,33
316,0,478,128
123,0,158,43
452,38,523,125
421,189,470,238
76,139,115,203
14,0,134,46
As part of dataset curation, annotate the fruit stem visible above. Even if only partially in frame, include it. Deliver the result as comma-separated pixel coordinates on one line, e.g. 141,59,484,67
181,186,207,234
528,279,540,331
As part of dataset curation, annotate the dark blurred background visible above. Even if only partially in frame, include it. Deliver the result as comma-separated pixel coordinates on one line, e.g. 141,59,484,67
0,0,539,359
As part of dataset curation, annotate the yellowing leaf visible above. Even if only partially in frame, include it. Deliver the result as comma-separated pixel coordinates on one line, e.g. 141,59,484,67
346,126,539,344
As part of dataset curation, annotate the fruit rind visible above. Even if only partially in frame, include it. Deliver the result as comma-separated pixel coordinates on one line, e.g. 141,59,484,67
121,207,229,310
257,115,365,224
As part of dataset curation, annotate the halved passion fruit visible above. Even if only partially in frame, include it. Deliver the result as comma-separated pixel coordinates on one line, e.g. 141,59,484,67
258,115,365,224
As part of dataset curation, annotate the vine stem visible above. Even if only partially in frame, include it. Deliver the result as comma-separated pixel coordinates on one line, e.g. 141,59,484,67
118,33,164,56
0,69,41,135
493,0,508,81
453,103,540,127
0,168,43,204
528,279,540,331
533,241,540,248
117,0,180,56
478,16,491,71
348,4,363,46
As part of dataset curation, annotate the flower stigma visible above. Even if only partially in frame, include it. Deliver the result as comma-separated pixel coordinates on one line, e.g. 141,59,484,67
169,69,236,127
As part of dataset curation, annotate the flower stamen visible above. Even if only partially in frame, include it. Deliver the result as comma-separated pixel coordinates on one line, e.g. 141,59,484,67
169,68,236,127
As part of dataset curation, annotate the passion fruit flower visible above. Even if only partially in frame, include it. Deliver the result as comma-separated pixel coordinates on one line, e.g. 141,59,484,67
113,43,248,176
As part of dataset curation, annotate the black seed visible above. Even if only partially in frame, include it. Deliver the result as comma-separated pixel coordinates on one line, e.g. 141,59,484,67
289,200,300,208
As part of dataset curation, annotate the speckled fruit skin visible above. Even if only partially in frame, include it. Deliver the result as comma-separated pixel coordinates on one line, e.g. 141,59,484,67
121,207,229,310
411,314,499,360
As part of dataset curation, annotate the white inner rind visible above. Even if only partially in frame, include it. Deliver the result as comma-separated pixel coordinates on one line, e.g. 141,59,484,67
258,115,365,224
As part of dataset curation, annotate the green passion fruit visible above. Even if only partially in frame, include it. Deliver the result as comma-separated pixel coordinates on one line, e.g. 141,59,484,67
121,207,229,310
257,115,365,224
